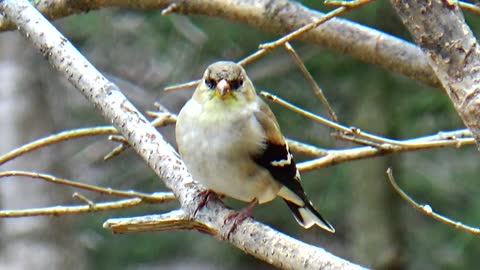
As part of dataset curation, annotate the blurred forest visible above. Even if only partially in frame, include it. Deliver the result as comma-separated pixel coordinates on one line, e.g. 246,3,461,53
0,0,479,269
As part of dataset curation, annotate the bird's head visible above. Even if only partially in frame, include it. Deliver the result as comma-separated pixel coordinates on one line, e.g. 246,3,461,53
193,61,257,105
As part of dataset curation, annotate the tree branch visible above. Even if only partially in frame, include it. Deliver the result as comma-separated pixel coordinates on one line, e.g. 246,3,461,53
0,170,174,203
0,0,439,88
386,168,480,235
0,196,168,217
298,128,473,170
103,210,216,234
390,0,480,146
0,0,365,269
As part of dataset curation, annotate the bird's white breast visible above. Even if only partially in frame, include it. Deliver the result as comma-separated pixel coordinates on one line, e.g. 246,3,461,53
176,99,280,203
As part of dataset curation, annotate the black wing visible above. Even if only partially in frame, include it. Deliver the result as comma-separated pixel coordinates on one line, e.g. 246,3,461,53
252,141,306,200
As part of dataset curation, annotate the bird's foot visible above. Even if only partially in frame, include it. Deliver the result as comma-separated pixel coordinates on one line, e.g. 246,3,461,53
224,198,258,239
194,190,220,216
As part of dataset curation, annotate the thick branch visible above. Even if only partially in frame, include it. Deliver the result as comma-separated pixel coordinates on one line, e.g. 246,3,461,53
390,0,480,146
103,210,216,234
0,0,438,88
0,1,365,269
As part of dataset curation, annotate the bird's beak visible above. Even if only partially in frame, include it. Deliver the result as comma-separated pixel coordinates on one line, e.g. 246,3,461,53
216,79,230,98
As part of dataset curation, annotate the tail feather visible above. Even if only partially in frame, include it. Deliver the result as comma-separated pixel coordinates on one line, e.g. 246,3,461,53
283,199,335,233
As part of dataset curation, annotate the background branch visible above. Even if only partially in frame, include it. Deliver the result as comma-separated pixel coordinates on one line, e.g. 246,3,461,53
0,197,162,217
0,0,439,88
0,170,174,203
386,168,480,235
298,129,474,170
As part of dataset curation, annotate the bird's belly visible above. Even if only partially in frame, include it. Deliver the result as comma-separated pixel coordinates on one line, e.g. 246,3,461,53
194,156,280,204
179,131,280,203
177,101,279,203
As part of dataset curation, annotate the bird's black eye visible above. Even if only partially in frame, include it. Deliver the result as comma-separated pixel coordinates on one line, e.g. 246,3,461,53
229,79,243,90
205,78,216,89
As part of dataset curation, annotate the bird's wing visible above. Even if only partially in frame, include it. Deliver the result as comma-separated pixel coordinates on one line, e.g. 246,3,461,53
252,97,335,232
252,97,306,204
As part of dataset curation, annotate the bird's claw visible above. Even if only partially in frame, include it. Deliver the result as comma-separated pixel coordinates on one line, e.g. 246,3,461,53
224,198,258,239
193,190,218,216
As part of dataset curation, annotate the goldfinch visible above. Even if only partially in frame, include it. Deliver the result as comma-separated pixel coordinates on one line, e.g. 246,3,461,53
175,61,335,233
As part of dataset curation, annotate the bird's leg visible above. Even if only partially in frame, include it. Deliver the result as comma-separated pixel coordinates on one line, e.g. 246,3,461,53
224,198,258,238
194,190,223,216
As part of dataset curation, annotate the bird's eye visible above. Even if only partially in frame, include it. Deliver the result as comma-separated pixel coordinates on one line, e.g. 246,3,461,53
229,79,243,90
205,79,216,89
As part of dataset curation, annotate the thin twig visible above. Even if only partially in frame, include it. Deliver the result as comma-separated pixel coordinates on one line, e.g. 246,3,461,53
260,91,394,147
299,129,474,170
0,171,175,203
104,135,129,160
0,126,116,166
239,4,356,66
161,2,177,15
72,192,95,208
324,0,374,8
0,111,177,165
386,168,480,235
0,197,149,217
333,132,388,149
261,91,475,148
286,139,328,157
284,42,338,121
259,7,349,51
108,135,128,143
147,111,178,126
104,112,177,159
237,48,270,67
163,79,200,92
104,144,129,160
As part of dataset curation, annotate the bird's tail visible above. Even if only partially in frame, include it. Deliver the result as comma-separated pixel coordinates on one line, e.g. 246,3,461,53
283,199,335,233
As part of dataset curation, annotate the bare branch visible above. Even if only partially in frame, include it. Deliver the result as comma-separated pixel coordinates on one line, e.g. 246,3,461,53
0,1,365,268
0,169,175,218
0,0,439,88
164,79,199,92
390,0,480,146
0,112,176,164
0,126,116,165
0,197,165,217
286,139,328,157
239,3,356,66
103,210,216,235
0,171,174,203
299,129,474,170
386,168,480,235
260,91,404,148
258,0,369,51
72,192,96,207
284,42,338,121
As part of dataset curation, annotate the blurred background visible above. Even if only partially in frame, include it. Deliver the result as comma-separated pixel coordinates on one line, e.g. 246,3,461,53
0,1,479,269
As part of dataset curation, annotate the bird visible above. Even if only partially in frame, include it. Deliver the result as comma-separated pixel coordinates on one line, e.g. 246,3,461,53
175,61,334,234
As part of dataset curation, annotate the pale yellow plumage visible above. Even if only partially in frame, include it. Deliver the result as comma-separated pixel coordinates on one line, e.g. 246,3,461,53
176,61,334,233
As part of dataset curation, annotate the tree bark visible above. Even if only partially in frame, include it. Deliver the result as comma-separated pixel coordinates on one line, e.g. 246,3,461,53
390,0,480,147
